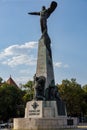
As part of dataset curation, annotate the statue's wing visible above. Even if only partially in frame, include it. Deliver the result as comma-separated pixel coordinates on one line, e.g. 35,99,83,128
47,1,57,17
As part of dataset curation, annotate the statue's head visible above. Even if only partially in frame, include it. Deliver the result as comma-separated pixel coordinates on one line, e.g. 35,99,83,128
42,6,46,11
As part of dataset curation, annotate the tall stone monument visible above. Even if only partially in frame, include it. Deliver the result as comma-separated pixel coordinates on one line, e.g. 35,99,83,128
13,1,78,130
28,1,58,101
27,1,66,115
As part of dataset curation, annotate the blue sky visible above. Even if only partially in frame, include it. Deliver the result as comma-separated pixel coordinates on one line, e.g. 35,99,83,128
0,0,87,86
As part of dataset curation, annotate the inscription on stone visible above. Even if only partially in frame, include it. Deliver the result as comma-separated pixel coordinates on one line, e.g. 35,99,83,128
29,110,40,115
28,101,43,118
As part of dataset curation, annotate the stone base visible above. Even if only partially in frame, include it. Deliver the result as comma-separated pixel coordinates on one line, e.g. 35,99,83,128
13,117,78,130
25,100,67,118
13,101,78,130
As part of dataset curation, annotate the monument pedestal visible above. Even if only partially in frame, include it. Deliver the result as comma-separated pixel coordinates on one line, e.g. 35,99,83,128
25,100,67,118
13,101,78,130
14,117,78,130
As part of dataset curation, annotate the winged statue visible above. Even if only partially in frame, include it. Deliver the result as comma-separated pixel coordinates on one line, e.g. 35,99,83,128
28,1,57,34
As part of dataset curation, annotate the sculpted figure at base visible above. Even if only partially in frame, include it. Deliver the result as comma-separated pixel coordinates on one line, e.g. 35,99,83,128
45,84,61,101
28,1,57,34
33,75,46,100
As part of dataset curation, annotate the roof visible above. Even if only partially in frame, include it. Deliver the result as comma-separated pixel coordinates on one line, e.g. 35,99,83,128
6,76,18,88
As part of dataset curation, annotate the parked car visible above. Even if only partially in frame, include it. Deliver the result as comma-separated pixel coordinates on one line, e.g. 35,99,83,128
0,122,13,128
0,123,8,128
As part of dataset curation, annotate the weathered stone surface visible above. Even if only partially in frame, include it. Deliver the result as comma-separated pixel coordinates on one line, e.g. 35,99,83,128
25,101,43,118
14,117,78,130
36,33,55,90
25,100,67,118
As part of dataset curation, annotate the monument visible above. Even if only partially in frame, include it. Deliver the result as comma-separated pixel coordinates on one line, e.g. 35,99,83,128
13,1,78,130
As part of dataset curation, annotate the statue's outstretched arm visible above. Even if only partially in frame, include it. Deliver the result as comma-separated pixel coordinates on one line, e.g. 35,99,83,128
28,12,40,15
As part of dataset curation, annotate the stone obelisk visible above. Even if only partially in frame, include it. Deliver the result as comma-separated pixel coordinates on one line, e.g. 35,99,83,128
36,33,55,90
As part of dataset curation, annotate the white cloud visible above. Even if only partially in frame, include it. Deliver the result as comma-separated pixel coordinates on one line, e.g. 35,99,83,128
2,54,36,67
0,41,37,67
54,62,69,68
0,41,37,58
54,62,62,68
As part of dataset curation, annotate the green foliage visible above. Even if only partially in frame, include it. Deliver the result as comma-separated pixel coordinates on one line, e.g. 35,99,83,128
0,80,34,121
23,80,34,102
82,85,87,115
58,78,87,117
0,77,3,84
23,80,34,89
0,83,24,121
82,85,87,93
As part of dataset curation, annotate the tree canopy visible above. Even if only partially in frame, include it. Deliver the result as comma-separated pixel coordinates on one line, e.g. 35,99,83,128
23,80,34,102
0,83,24,121
57,78,87,117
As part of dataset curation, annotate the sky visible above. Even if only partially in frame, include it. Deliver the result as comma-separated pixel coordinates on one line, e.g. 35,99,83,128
0,0,87,86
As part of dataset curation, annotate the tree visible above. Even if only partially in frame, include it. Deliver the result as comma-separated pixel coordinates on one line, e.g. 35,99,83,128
58,78,85,117
82,85,87,115
23,80,34,102
0,83,24,121
0,77,3,84
82,85,87,93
